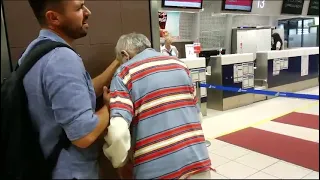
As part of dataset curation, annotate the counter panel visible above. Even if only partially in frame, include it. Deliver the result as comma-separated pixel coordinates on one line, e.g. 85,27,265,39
222,64,254,98
267,54,319,88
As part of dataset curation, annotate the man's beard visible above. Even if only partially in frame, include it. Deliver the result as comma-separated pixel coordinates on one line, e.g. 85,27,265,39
60,23,88,40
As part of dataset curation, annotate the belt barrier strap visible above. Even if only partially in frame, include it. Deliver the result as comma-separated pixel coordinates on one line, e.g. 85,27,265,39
199,83,319,100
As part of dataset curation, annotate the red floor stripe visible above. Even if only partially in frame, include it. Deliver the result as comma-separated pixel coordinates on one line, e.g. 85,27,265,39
217,127,319,172
273,112,319,130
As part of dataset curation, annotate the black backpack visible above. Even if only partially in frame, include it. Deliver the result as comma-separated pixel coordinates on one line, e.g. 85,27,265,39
1,40,73,179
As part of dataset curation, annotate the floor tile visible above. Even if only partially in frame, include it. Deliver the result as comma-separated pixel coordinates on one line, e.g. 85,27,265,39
207,139,230,152
200,86,318,179
209,171,228,179
296,105,319,115
246,171,278,179
189,170,227,179
254,121,319,142
208,152,231,168
302,171,319,179
262,161,312,179
235,152,279,170
212,144,251,160
215,161,258,179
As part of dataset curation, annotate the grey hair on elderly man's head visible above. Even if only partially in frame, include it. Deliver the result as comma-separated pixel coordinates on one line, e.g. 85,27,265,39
115,32,152,60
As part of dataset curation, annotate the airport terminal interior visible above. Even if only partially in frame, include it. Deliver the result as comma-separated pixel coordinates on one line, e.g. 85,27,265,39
1,0,319,179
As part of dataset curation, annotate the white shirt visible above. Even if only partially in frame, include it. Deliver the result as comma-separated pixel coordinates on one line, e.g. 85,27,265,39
276,41,281,50
161,45,179,58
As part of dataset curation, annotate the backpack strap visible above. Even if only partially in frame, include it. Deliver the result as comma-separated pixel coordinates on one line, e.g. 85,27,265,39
16,39,74,175
15,39,75,80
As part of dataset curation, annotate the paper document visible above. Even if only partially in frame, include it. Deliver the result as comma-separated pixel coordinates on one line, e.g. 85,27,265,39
248,75,254,88
301,55,309,76
185,44,197,59
242,63,248,75
273,59,280,76
233,64,238,83
242,75,249,89
237,65,243,80
283,58,289,69
248,62,254,74
280,59,284,70
199,71,206,81
191,72,199,82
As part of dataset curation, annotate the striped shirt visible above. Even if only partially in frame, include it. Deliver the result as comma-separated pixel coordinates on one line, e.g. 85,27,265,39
109,48,211,179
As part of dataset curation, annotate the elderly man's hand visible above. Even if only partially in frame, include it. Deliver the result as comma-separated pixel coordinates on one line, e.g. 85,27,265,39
103,86,111,107
115,58,123,65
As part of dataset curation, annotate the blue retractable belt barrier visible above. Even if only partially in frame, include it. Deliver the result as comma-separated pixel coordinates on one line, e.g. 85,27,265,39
199,83,319,100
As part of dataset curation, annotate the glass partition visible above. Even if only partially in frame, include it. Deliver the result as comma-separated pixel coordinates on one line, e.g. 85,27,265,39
278,17,318,48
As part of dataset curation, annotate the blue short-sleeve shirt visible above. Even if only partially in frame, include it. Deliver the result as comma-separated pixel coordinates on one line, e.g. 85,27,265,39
18,29,99,179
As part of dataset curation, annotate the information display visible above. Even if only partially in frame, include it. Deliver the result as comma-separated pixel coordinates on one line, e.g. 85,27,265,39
162,0,203,9
233,62,255,89
281,0,304,15
222,0,253,12
307,0,319,16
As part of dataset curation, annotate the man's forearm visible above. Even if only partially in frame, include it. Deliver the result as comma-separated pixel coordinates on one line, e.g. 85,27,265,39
72,106,110,148
93,60,120,97
92,105,110,141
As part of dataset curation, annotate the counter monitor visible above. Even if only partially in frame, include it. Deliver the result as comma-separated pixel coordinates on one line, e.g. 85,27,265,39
222,0,253,12
162,0,203,9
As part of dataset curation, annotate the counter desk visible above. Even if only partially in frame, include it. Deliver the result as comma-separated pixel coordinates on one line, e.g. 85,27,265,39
206,53,255,111
255,47,319,100
180,57,207,116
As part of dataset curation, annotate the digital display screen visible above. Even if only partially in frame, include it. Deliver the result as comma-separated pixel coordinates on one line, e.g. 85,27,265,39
307,0,319,16
162,0,203,9
281,0,304,15
222,0,253,12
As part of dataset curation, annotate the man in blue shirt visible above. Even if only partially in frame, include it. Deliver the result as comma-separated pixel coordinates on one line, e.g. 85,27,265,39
19,0,120,178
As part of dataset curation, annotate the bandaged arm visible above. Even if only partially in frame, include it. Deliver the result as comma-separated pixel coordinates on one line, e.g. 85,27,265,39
103,71,134,168
103,117,131,168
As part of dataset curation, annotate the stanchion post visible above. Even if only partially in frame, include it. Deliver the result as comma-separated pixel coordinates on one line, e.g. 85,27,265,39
195,81,201,107
196,81,211,147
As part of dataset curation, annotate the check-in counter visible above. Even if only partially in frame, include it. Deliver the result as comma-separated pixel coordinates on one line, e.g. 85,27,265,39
180,57,207,116
256,47,319,100
206,53,255,111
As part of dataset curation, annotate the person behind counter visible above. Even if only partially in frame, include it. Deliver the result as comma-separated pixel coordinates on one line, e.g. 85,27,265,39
16,0,120,179
102,32,212,179
161,35,179,57
271,32,283,50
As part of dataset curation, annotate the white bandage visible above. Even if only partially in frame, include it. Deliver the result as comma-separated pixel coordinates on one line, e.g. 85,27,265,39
103,117,131,168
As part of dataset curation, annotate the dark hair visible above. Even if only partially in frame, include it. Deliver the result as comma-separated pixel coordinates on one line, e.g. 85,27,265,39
271,32,283,50
28,0,63,25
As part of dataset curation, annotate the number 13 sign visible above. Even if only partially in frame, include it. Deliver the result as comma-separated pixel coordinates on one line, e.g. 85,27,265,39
257,0,265,8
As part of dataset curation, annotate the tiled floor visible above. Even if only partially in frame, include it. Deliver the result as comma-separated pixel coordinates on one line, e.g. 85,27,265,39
200,86,319,179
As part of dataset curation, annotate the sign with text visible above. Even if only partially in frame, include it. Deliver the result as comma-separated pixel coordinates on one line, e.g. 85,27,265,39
158,11,180,38
307,0,319,15
281,0,305,15
185,44,197,59
251,0,282,16
222,0,253,12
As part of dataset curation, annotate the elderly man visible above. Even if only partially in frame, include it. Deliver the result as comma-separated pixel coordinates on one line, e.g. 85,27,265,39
103,33,212,179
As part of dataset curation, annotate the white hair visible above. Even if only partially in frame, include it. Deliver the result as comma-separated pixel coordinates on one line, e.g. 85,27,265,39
115,32,151,59
164,35,173,44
